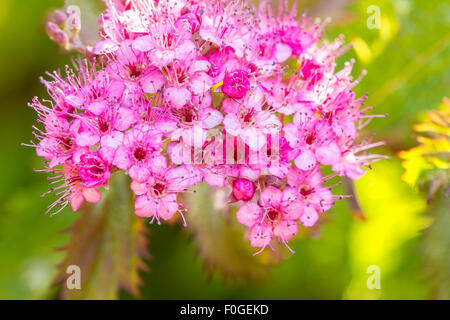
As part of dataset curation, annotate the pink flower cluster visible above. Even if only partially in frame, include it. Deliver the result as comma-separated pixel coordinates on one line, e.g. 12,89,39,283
29,0,385,253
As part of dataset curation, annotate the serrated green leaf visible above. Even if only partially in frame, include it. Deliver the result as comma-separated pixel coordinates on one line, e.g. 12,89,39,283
422,191,450,299
54,172,149,300
184,183,284,281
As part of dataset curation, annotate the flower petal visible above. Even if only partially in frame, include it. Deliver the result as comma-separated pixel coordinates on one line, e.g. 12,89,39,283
135,195,157,217
236,202,261,227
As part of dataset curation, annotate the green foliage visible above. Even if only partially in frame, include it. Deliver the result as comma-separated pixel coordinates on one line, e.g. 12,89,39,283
0,187,77,299
324,0,450,149
422,191,450,299
54,172,149,299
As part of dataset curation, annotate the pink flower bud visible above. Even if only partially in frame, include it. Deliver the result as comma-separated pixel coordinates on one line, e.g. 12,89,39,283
222,70,250,99
232,178,255,201
52,10,68,25
78,153,110,188
48,28,69,46
46,21,60,35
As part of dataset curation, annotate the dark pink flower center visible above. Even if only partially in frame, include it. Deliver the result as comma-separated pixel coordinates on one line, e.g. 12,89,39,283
300,186,314,197
258,43,267,57
152,182,166,196
181,107,197,123
306,133,315,145
128,64,142,78
163,33,175,48
167,64,189,84
301,59,323,86
98,118,109,132
242,108,255,123
134,147,148,161
267,209,280,221
173,105,198,125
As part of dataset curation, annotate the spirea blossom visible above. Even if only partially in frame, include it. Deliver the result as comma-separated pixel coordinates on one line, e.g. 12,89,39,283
28,0,386,254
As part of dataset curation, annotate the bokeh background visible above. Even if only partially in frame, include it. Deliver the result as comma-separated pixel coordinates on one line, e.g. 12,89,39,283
0,0,448,299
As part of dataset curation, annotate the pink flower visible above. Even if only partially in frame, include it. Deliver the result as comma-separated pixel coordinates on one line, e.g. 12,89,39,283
71,102,136,149
286,167,334,226
332,141,387,180
247,135,295,179
223,90,281,151
270,3,319,56
278,25,316,56
132,22,196,67
163,103,223,147
107,40,166,98
176,12,201,36
43,164,102,215
163,59,214,109
208,46,241,82
34,111,79,168
199,3,251,58
284,110,341,170
260,76,304,116
236,186,302,251
112,125,165,182
132,165,201,224
299,58,323,87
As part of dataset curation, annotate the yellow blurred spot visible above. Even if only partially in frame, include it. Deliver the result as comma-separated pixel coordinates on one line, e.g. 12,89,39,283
380,15,394,41
351,37,373,64
353,13,399,66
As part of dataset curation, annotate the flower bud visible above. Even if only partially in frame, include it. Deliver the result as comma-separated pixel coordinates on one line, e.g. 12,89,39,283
46,22,69,46
52,10,68,25
78,153,110,188
232,178,255,201
222,70,250,99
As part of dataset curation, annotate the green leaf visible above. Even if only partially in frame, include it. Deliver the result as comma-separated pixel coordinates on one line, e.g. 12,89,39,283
0,186,77,299
324,0,450,148
184,183,284,281
54,172,149,299
422,191,450,299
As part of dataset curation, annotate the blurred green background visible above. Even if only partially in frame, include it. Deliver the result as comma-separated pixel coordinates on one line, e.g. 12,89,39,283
0,0,448,300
